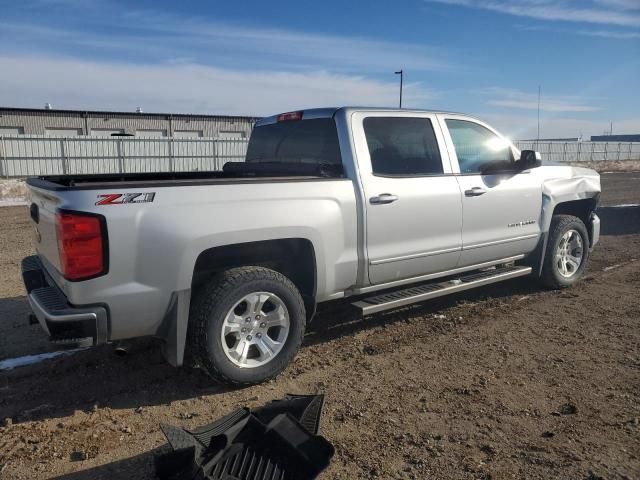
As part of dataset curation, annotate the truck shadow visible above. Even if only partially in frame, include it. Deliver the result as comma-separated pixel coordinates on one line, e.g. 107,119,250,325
50,448,162,480
0,334,223,426
597,205,640,235
7,277,544,480
0,296,56,361
305,275,541,347
0,276,541,427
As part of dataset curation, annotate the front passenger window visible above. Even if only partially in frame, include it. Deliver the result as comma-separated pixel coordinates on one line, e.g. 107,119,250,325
446,119,514,174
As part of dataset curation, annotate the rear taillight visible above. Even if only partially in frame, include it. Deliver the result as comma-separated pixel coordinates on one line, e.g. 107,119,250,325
55,212,107,281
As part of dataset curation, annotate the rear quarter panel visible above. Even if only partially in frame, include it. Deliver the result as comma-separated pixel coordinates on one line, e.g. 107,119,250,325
45,179,358,340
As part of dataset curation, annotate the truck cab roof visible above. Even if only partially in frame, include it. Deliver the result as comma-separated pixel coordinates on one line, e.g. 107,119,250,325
256,107,467,126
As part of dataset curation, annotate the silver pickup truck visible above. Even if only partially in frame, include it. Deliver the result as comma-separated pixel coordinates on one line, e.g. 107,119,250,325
22,107,601,385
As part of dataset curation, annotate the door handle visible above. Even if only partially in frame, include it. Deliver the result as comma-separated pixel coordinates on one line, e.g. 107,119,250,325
369,193,399,205
464,187,487,197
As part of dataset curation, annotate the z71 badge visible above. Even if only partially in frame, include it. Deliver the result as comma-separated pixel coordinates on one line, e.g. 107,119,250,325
96,192,156,206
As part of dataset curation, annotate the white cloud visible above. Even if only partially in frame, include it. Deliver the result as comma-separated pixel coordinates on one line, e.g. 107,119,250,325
484,88,599,113
479,112,640,139
0,7,446,115
0,56,434,115
574,29,640,39
513,22,640,39
0,14,451,74
592,0,640,11
426,0,640,27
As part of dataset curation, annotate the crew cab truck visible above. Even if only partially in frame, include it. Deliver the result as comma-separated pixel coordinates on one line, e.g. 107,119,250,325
22,107,601,385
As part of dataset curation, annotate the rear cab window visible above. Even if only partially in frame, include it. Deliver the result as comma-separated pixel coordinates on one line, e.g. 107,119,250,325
246,118,341,166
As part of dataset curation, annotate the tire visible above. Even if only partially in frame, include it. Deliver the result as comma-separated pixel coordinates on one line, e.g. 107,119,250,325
188,266,306,386
540,214,590,289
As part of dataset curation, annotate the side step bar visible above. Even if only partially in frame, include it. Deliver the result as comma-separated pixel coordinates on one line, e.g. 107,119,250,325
352,265,532,315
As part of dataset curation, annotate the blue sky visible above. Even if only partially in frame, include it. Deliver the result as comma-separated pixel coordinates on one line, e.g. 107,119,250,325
0,0,639,139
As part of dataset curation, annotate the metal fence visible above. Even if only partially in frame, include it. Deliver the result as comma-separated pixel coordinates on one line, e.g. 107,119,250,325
1,136,639,178
515,141,640,163
0,136,249,177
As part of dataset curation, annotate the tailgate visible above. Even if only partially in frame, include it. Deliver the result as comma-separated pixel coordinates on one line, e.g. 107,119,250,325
29,186,63,274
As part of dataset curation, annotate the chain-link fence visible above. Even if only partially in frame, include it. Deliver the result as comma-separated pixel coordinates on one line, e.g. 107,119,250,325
515,141,640,163
0,136,249,177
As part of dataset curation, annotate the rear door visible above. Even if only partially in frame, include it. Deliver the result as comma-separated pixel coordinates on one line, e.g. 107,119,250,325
351,111,463,285
438,115,542,267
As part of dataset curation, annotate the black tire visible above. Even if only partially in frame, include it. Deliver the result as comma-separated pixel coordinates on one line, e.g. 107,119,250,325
540,214,590,289
188,266,306,386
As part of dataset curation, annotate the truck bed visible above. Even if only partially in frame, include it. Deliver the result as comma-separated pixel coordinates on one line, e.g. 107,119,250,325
27,162,344,191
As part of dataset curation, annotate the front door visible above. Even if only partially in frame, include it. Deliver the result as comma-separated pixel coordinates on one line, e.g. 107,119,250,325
351,112,463,285
439,115,542,267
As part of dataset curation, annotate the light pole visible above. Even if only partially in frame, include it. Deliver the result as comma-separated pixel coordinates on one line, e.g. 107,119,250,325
536,85,541,143
395,70,403,108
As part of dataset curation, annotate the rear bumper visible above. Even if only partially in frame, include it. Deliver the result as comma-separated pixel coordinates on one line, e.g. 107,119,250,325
589,212,600,250
21,256,109,347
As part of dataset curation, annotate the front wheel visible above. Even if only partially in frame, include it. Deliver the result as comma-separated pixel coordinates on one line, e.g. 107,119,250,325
540,214,590,289
188,267,306,386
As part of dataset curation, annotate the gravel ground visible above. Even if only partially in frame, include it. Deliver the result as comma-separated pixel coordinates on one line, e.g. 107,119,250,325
0,173,638,479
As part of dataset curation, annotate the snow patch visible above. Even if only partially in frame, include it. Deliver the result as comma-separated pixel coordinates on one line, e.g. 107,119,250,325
0,349,86,370
0,179,27,207
0,197,28,207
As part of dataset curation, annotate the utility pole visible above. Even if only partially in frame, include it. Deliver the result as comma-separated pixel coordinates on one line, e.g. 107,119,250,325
395,70,403,109
536,85,541,142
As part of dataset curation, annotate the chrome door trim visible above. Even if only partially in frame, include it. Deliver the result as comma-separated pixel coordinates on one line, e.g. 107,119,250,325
463,233,539,251
370,246,462,266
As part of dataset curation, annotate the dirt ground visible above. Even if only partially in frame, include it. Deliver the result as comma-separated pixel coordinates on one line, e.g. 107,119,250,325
0,173,638,480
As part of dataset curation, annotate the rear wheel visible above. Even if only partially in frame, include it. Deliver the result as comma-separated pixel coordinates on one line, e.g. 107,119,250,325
540,214,589,289
188,266,306,386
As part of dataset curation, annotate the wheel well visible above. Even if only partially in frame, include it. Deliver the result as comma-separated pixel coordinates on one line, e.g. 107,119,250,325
552,198,597,244
191,238,317,314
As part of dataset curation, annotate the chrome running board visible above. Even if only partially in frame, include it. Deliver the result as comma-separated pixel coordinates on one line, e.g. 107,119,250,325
352,265,532,315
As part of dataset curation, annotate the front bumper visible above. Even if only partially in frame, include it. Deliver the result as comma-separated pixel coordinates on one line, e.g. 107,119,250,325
21,256,108,347
589,212,600,250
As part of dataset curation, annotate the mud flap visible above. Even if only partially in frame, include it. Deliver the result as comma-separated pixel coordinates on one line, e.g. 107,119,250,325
157,289,191,367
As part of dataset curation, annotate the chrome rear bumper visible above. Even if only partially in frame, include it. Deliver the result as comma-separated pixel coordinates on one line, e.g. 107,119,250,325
21,256,108,346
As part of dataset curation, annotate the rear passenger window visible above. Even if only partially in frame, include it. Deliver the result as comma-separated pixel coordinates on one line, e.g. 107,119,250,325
445,119,514,174
363,117,443,176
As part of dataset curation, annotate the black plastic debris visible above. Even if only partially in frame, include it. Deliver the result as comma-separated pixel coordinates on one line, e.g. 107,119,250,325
155,394,333,480
253,394,325,435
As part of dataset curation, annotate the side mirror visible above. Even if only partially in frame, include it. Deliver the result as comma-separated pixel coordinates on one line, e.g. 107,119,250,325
518,150,542,170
